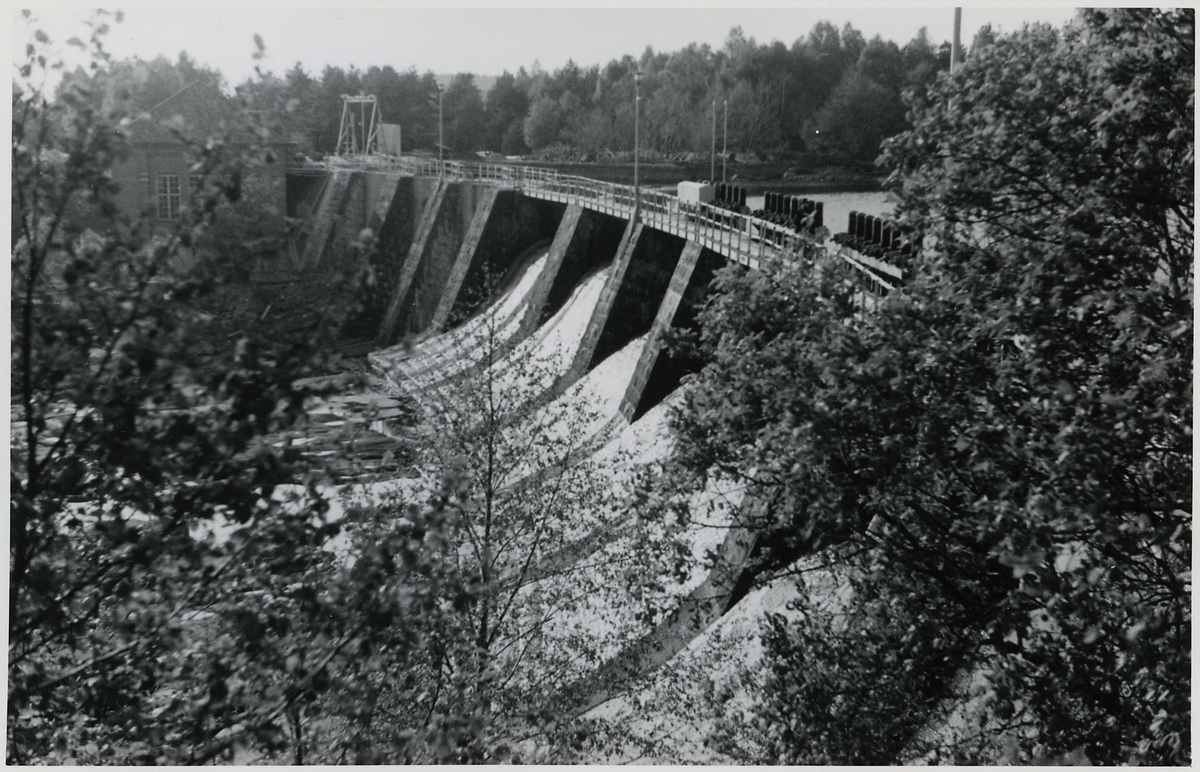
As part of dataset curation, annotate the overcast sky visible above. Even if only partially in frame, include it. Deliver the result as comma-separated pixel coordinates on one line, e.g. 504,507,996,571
19,4,1082,90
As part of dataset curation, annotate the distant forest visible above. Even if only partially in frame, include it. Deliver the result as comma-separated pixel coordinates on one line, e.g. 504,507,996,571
54,21,978,169
235,21,976,168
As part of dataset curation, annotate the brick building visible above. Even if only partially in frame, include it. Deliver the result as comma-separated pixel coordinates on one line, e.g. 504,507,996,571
108,79,289,253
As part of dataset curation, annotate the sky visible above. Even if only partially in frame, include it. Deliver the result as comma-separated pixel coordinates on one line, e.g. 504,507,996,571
17,4,1083,91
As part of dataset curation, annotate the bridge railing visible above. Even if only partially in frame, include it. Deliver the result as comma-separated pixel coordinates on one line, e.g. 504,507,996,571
318,154,897,291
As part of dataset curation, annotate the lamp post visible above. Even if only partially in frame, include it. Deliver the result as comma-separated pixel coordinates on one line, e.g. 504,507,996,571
633,68,642,219
722,99,728,184
437,84,445,168
951,7,963,71
710,98,716,181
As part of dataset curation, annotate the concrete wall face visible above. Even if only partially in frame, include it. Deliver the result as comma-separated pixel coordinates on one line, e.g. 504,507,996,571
431,188,501,331
538,209,628,328
295,172,717,384
376,179,450,346
590,227,687,368
404,183,468,335
286,173,325,219
349,177,406,335
319,172,368,271
347,176,442,338
447,192,565,326
630,245,727,419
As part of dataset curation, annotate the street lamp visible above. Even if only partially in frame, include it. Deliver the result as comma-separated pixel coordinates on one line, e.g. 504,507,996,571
951,7,963,71
722,99,728,184
634,68,642,218
437,84,445,167
711,98,716,182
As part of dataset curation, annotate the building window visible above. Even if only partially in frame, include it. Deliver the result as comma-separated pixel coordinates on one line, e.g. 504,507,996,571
189,174,203,196
157,174,181,220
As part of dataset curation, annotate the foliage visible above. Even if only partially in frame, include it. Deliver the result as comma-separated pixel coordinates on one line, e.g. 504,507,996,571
485,70,531,155
442,73,486,152
318,273,650,762
747,549,972,765
232,19,950,164
8,13,388,764
668,9,1191,765
810,69,907,164
12,15,676,763
522,94,564,151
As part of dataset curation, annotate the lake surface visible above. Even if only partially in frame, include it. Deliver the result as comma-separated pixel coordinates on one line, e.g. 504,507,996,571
748,190,896,234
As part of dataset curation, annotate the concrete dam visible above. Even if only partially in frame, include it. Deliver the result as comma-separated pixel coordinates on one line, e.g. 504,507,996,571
287,158,893,424
284,159,898,758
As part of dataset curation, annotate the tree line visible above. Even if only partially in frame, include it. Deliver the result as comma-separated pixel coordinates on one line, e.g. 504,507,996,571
236,21,956,166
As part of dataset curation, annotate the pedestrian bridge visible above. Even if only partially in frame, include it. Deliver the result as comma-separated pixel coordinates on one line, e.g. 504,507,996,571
286,155,899,420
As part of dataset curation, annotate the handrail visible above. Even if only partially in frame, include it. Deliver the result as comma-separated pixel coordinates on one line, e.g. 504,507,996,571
310,154,897,293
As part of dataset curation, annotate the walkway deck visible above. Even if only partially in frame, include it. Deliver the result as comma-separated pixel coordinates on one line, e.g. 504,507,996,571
300,155,900,293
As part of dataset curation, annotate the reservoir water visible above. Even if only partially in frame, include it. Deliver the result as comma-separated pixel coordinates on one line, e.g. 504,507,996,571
748,190,896,234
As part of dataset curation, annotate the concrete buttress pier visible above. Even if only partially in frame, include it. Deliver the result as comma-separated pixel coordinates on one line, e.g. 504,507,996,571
318,172,370,271
560,221,690,395
343,176,442,338
296,168,733,426
620,241,728,421
299,172,352,270
375,183,565,347
297,168,735,420
430,187,501,331
519,206,629,339
375,179,450,346
439,191,564,329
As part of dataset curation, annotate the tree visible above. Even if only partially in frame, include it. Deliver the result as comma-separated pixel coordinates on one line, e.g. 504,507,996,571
311,64,364,153
857,36,905,93
522,94,563,151
668,9,1191,764
484,69,530,153
442,73,485,152
329,266,651,762
809,69,908,164
900,26,950,100
8,14,391,764
970,23,998,57
393,68,442,152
